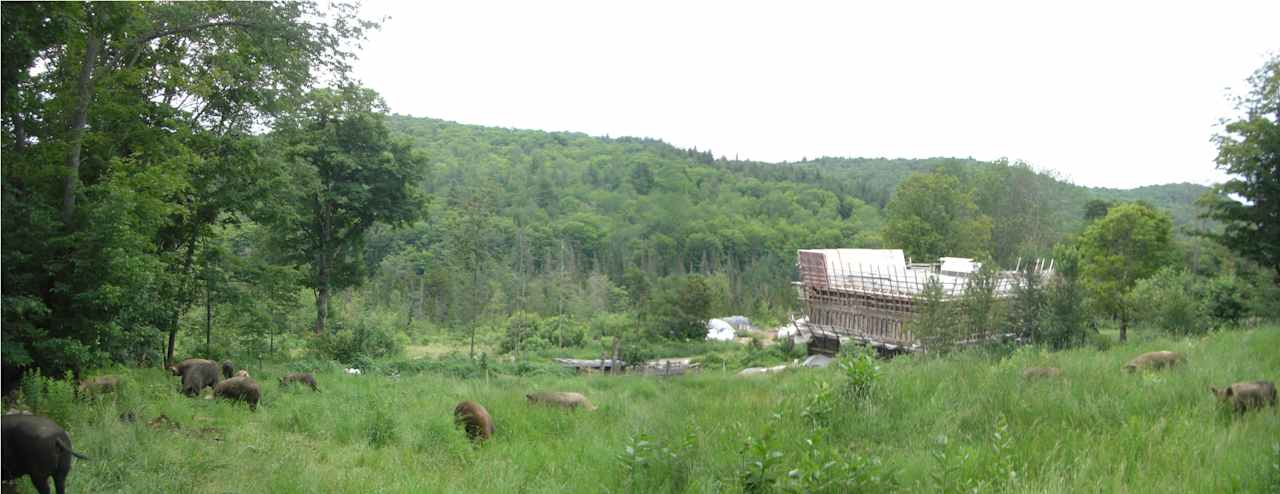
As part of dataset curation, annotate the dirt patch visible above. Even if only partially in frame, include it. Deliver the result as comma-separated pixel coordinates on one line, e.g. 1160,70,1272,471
192,427,224,442
147,414,180,431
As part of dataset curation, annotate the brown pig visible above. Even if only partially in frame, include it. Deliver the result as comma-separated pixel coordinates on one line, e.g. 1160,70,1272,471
1211,380,1277,415
213,375,261,411
77,375,121,397
1123,351,1184,373
454,401,494,442
526,391,597,411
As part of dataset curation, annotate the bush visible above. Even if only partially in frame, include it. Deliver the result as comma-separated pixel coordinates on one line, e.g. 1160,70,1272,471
287,357,342,374
1206,273,1247,328
498,312,587,354
837,344,881,402
1128,267,1210,336
380,353,572,379
1040,245,1090,350
307,317,404,365
647,275,714,340
19,369,78,426
907,277,961,352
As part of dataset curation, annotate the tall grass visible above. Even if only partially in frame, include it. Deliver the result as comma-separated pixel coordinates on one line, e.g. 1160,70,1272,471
15,328,1280,493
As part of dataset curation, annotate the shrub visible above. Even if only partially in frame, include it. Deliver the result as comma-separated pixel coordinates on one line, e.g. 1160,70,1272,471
838,344,881,402
618,432,696,494
1128,267,1210,335
958,263,1006,338
782,435,898,493
19,369,78,426
1206,273,1247,328
798,380,836,428
1007,265,1048,341
499,313,587,354
647,275,714,340
306,317,404,365
738,414,897,494
907,277,960,352
1040,245,1090,350
288,357,343,374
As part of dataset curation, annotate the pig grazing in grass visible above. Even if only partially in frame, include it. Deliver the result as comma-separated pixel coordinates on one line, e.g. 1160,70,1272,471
279,373,320,392
454,401,494,443
1123,351,1184,373
180,361,223,397
526,391,597,411
77,375,120,396
213,375,261,411
2,414,90,494
169,358,215,377
1211,381,1277,415
1022,367,1062,379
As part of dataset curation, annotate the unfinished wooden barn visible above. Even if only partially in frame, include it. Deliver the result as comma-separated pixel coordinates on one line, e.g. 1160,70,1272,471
795,248,1048,354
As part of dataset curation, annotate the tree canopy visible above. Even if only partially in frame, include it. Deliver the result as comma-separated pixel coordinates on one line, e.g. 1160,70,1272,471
1080,202,1174,341
884,171,992,262
1201,55,1280,282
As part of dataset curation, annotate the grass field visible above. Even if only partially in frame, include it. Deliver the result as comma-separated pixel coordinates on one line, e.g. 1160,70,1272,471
9,327,1280,493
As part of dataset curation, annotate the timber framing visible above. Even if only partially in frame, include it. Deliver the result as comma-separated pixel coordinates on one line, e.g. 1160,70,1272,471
795,249,1050,353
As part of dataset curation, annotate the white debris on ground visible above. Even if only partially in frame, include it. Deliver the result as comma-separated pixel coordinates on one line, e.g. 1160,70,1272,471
801,354,835,368
344,368,362,375
722,315,752,330
706,318,736,341
736,364,789,376
774,316,811,344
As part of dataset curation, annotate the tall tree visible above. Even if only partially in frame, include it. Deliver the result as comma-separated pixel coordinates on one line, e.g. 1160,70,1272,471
1,1,378,376
884,171,992,262
270,87,423,335
972,159,1053,266
1201,55,1280,281
1080,202,1173,342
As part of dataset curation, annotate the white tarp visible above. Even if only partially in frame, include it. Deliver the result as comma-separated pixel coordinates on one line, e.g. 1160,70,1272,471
939,257,980,274
799,248,907,277
706,319,736,341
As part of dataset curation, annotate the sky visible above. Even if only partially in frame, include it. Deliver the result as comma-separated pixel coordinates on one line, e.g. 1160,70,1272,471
353,0,1279,189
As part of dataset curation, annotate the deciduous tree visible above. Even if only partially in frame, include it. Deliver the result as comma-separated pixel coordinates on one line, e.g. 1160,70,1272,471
269,87,423,335
1201,55,1280,281
1080,202,1173,341
884,172,992,262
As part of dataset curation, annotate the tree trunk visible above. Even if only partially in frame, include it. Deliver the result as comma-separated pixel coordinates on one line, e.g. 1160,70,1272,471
165,314,178,368
315,285,330,335
205,279,213,354
13,111,27,153
1119,313,1128,342
610,336,622,375
61,29,100,226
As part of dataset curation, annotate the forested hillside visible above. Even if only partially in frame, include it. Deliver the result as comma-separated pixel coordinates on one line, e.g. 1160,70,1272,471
353,116,1215,336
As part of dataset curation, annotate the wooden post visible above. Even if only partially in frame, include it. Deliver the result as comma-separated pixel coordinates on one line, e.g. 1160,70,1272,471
610,336,622,375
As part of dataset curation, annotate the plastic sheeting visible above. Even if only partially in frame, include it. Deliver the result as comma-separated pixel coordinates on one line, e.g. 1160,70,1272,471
706,318,736,341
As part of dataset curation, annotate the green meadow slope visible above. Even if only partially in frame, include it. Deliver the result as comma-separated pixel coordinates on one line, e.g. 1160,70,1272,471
19,328,1280,493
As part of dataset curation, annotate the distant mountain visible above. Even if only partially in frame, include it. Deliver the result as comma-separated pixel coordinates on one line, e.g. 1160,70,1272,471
1087,183,1211,228
371,115,1214,326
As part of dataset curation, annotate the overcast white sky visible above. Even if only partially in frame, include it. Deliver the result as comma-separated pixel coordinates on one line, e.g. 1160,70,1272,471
354,1,1278,189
